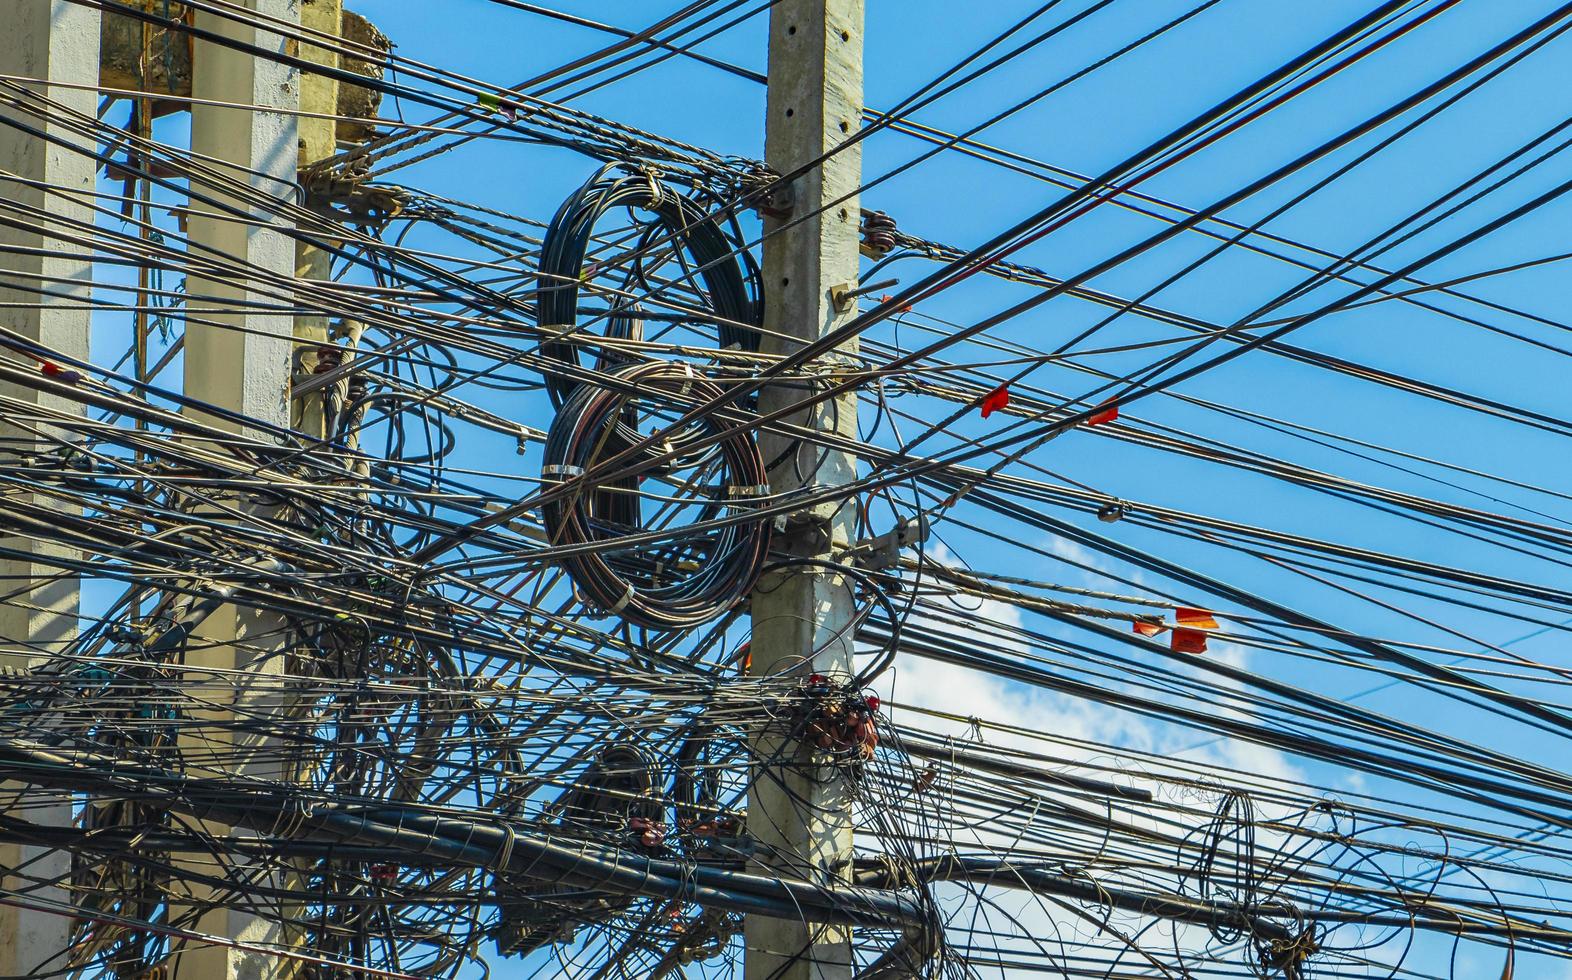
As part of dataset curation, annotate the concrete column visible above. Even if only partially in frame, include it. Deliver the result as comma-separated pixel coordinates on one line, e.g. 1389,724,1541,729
746,3,863,980
175,1,300,976
0,2,100,974
184,0,298,438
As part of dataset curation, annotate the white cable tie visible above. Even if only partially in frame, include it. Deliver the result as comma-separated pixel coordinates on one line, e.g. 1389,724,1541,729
541,464,584,479
677,360,695,396
609,586,635,614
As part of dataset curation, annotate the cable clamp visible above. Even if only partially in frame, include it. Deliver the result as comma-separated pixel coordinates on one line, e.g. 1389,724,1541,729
727,484,771,498
846,514,931,570
541,464,584,479
642,168,666,210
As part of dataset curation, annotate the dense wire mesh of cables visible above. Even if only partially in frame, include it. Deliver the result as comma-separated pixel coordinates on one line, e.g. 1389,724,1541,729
5,1,1572,978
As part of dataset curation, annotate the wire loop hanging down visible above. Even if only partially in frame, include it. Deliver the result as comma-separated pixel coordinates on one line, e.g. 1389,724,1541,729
540,360,772,631
535,164,763,407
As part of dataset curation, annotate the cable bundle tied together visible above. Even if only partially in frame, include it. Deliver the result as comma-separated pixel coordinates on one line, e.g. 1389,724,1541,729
536,165,762,407
540,361,771,631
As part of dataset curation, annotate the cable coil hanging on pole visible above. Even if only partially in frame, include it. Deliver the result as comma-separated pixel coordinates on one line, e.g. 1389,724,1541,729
535,165,763,407
540,360,772,631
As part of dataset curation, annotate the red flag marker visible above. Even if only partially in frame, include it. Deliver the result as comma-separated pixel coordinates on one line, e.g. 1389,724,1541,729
39,362,81,384
1087,399,1119,426
1175,607,1219,630
1132,621,1163,637
980,385,1011,418
1171,627,1209,654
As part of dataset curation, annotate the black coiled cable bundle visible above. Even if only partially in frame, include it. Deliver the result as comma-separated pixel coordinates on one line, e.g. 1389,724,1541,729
535,165,762,408
540,361,772,632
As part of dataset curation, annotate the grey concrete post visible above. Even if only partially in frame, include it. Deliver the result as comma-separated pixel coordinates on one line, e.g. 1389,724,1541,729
747,3,864,980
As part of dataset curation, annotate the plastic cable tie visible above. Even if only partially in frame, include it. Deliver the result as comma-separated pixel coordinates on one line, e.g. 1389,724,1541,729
609,586,635,614
541,464,584,479
677,360,695,396
727,484,771,498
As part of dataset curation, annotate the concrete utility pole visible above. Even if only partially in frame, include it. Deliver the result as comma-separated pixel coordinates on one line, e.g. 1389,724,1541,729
175,1,300,975
0,2,100,973
747,3,864,980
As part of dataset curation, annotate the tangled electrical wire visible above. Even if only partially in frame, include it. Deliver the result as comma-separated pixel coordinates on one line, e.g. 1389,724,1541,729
4,1,1572,979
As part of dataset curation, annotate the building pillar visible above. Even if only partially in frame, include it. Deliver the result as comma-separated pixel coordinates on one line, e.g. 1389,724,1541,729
173,1,300,976
0,2,100,973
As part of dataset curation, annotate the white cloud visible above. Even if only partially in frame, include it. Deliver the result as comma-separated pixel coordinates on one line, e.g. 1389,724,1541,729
857,543,1332,976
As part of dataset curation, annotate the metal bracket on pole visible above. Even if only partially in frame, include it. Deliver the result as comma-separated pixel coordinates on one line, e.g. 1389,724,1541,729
756,178,796,218
845,515,930,571
772,501,839,555
830,277,898,313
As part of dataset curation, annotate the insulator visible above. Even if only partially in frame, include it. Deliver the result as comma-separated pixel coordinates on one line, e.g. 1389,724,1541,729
860,209,898,256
